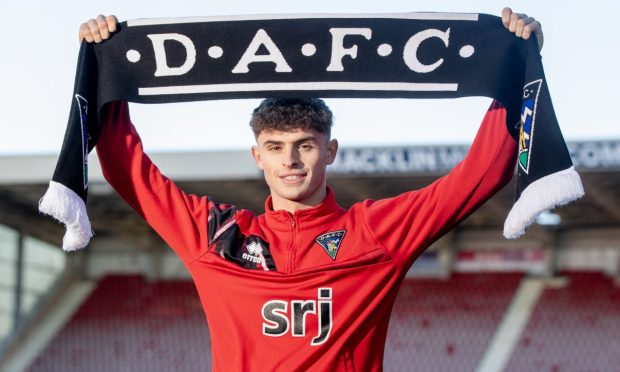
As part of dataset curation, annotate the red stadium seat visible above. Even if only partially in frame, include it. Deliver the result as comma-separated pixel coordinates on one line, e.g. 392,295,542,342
28,276,212,372
505,272,620,371
385,273,523,371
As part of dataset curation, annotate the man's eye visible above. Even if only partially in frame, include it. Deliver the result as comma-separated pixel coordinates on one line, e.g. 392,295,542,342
268,146,281,151
299,144,313,150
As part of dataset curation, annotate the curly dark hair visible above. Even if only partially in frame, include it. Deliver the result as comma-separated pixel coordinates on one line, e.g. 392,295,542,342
250,98,333,137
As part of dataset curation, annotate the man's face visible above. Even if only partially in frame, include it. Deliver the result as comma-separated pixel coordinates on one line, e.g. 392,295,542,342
251,128,338,212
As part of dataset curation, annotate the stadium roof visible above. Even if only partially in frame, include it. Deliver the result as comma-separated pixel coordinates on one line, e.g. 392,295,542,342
1,140,619,249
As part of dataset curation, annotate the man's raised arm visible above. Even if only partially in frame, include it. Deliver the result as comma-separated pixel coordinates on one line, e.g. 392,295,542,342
96,102,212,265
361,8,544,268
81,16,216,265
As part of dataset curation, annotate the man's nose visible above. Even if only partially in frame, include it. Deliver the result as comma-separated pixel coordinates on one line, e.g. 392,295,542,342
282,148,300,167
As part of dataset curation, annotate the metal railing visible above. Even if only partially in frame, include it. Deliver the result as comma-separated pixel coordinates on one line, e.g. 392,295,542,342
0,225,74,366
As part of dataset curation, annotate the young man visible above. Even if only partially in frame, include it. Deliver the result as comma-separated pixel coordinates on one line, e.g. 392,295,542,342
81,8,543,371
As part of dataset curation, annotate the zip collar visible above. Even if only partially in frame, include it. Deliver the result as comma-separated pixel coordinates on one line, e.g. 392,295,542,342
263,187,344,229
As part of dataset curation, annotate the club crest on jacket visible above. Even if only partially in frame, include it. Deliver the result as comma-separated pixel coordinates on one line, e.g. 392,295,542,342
316,230,346,260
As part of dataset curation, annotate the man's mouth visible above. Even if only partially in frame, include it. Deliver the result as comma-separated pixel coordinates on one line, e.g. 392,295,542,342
280,173,307,183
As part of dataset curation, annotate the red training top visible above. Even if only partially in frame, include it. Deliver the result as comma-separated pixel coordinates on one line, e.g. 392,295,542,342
97,101,516,371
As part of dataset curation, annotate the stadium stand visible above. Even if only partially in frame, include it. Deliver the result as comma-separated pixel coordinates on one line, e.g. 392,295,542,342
1,140,618,370
27,273,533,371
28,276,212,372
385,273,523,371
506,272,620,372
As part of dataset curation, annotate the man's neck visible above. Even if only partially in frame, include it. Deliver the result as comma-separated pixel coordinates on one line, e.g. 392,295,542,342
271,188,328,214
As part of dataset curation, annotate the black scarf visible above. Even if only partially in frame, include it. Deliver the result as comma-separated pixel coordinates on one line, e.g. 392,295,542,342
40,12,583,250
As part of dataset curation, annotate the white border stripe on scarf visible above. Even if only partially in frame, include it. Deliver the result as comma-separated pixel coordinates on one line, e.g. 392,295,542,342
139,82,459,96
127,13,479,27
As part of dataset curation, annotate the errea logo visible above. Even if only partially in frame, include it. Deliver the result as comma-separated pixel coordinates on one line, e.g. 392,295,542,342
247,241,263,255
242,241,265,265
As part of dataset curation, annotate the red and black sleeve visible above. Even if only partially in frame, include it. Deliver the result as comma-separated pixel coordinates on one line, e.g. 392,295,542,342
361,101,517,269
97,102,213,265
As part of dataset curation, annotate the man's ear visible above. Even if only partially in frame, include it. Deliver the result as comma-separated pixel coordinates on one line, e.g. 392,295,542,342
251,146,264,170
325,139,339,165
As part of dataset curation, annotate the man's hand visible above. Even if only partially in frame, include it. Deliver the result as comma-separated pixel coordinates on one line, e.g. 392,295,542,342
501,7,543,50
79,15,118,43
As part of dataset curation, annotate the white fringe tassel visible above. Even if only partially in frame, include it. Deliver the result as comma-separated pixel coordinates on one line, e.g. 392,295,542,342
39,181,93,251
504,166,584,239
